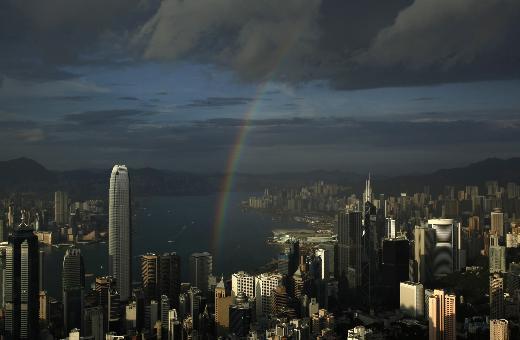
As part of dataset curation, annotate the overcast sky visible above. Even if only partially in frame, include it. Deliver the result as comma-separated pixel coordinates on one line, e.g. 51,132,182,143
1,0,519,174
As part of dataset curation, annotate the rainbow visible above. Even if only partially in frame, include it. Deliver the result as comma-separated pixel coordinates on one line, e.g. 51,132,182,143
211,22,306,254
211,82,268,254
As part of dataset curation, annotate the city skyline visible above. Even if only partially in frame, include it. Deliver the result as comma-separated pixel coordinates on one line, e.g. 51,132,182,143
1,1,520,338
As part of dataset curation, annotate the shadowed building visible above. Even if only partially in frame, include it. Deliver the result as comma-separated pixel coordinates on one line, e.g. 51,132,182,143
4,215,39,339
62,247,85,333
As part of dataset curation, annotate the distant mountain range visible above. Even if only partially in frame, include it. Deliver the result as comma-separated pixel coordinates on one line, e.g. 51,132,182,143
0,157,218,199
373,157,520,195
0,157,519,199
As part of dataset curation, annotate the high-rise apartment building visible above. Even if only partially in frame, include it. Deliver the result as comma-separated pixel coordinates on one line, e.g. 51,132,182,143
109,165,131,301
189,252,212,293
428,289,456,340
255,272,283,317
4,216,39,339
490,319,509,340
62,247,85,333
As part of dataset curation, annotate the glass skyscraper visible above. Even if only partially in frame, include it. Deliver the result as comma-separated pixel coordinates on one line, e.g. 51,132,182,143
109,165,132,301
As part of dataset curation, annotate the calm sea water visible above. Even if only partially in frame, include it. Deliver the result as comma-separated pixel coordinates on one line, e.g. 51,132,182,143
43,193,289,298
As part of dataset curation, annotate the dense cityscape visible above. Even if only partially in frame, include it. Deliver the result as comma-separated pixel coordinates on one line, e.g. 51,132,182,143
0,163,519,339
2,1,520,339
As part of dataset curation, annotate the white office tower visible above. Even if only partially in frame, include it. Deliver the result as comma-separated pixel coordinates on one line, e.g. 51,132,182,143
386,218,396,239
189,252,213,293
399,282,424,319
255,273,283,317
109,165,131,301
490,319,509,340
231,271,255,299
427,219,455,278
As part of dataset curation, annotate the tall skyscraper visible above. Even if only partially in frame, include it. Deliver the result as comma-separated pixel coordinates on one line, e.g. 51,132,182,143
39,250,45,292
83,306,104,340
161,295,170,334
109,165,131,301
95,276,119,332
4,215,40,339
168,309,182,340
337,211,362,288
141,252,181,307
428,219,455,278
490,319,509,340
315,246,334,280
414,226,435,284
62,247,85,333
428,289,456,340
159,252,181,308
189,252,212,293
189,287,205,330
491,208,504,237
381,237,410,306
490,274,505,320
490,245,507,274
54,191,69,225
141,253,159,300
386,218,396,239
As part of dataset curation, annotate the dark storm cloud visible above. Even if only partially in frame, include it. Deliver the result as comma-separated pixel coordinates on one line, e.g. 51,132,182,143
1,112,519,170
413,97,437,102
0,0,158,80
195,117,315,127
40,115,520,151
118,96,140,101
47,95,93,102
178,97,255,109
134,0,520,88
63,109,149,126
2,0,518,88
